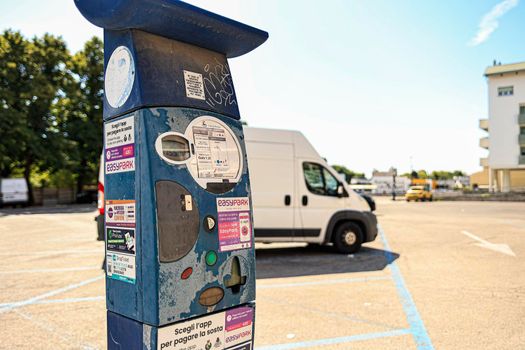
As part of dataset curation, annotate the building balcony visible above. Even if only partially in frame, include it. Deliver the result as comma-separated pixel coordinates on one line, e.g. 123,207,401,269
519,113,525,126
520,155,525,165
520,134,525,145
479,137,489,149
479,118,489,131
480,157,489,167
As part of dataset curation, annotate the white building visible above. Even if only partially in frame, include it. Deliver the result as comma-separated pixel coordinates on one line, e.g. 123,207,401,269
477,61,525,192
370,170,410,195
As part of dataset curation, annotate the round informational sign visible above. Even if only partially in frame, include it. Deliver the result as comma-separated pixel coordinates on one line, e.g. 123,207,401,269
105,46,135,108
185,116,243,191
154,116,243,193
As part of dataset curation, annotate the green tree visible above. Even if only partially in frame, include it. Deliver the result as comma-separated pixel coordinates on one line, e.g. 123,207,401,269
0,30,70,203
331,165,365,183
417,170,428,179
430,170,466,180
58,37,104,194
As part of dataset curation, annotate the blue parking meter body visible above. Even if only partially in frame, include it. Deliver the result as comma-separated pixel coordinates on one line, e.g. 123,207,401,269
74,1,268,349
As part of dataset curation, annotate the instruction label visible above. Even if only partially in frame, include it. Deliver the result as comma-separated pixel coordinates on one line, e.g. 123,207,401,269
192,124,239,179
184,70,206,100
104,116,135,174
157,305,254,350
216,197,252,252
106,199,136,284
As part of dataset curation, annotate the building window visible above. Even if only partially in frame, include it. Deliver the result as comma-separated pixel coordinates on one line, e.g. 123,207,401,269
520,105,525,114
521,147,525,156
498,86,513,96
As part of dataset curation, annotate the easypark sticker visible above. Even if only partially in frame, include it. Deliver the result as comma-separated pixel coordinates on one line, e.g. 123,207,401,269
217,197,252,252
104,115,135,174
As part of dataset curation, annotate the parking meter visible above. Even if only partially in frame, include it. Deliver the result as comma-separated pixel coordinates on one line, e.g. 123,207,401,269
75,1,268,348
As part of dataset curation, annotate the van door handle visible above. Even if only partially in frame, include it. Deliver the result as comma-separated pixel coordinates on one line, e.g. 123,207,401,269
284,195,291,206
302,195,308,206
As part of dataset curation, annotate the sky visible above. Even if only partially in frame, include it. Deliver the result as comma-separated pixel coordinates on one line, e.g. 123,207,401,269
1,0,524,176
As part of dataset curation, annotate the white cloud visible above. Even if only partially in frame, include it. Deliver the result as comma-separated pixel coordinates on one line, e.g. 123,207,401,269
469,0,519,46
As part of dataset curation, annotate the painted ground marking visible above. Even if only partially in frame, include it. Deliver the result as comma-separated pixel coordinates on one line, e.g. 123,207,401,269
461,230,515,256
379,226,434,349
0,274,104,314
0,266,101,275
256,329,411,350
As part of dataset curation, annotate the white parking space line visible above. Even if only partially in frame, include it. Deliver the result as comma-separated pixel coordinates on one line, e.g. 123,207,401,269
257,275,391,290
461,230,516,256
0,249,103,257
0,266,101,274
256,329,412,350
15,309,100,350
0,296,104,308
0,274,104,314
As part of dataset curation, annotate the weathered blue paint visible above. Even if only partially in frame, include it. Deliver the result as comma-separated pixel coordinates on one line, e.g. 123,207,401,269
105,108,256,326
100,30,246,120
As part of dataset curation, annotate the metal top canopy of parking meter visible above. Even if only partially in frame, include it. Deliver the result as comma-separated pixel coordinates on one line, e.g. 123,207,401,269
74,0,268,58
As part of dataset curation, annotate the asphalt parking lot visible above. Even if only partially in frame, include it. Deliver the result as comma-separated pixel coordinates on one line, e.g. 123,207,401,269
0,198,524,349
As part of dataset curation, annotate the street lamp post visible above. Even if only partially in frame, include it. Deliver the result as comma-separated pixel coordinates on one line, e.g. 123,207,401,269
390,167,397,201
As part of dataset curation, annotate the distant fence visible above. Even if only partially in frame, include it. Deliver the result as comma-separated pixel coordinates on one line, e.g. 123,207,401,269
33,188,77,206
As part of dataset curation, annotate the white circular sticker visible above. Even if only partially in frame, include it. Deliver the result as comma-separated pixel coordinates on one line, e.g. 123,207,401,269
105,46,135,108
185,116,243,190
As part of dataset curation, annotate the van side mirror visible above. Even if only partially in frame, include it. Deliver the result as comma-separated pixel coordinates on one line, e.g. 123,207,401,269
337,184,344,197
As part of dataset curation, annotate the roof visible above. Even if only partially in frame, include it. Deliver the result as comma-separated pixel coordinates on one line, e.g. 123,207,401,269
485,61,525,76
74,0,268,58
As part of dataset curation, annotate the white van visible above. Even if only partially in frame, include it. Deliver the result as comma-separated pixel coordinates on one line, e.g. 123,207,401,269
244,127,378,253
0,178,29,207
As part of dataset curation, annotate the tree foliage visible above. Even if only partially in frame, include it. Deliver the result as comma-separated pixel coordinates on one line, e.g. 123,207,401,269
0,30,70,202
331,165,365,183
401,170,466,180
59,37,104,193
0,30,104,203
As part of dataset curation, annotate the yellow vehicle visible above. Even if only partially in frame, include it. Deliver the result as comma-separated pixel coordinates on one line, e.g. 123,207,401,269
405,185,433,202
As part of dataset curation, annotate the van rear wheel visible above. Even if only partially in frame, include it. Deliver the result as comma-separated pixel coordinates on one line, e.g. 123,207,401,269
333,222,363,254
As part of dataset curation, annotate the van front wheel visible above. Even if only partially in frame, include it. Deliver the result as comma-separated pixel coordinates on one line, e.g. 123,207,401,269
333,222,363,254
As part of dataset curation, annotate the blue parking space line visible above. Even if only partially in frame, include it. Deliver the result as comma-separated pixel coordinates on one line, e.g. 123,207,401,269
255,328,411,350
379,227,435,350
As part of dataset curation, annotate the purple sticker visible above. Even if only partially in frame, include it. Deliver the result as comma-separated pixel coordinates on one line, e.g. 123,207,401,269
225,306,253,332
106,144,135,161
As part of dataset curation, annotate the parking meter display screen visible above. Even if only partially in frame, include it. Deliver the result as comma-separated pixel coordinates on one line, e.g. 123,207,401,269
161,134,190,162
